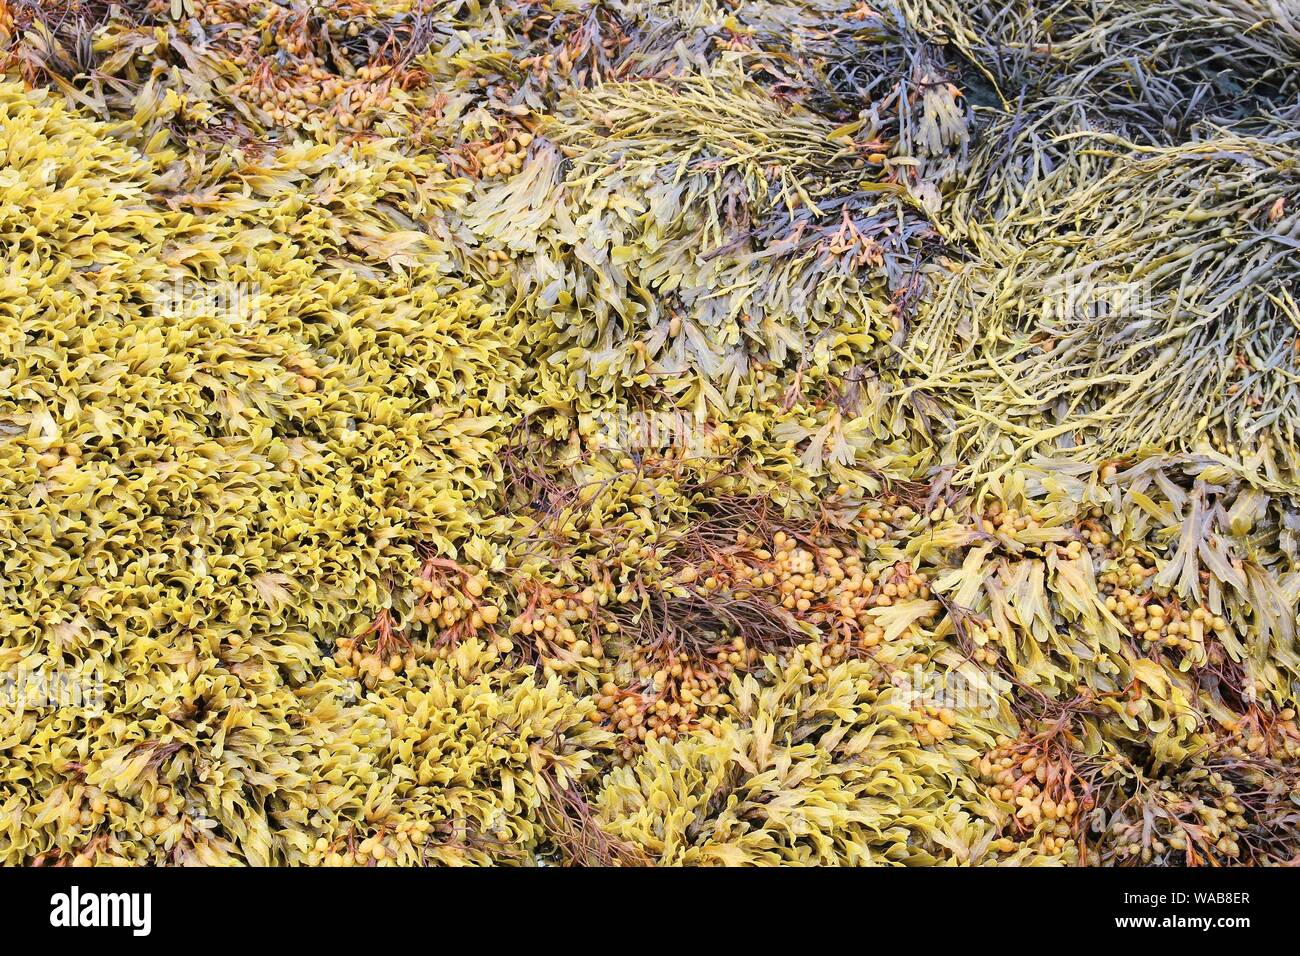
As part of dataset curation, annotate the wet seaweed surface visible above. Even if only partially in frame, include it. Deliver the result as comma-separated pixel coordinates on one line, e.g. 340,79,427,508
1,1,1298,866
